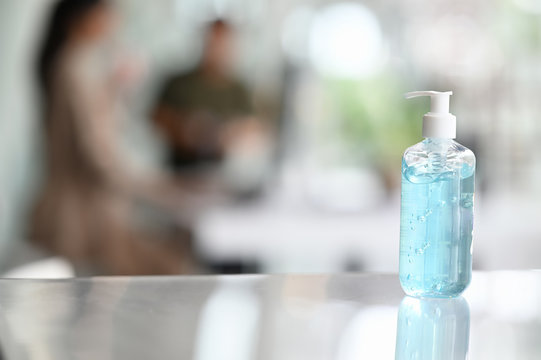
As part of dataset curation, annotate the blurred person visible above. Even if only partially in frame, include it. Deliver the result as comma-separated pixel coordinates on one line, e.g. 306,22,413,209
31,0,195,275
152,19,273,273
152,20,270,192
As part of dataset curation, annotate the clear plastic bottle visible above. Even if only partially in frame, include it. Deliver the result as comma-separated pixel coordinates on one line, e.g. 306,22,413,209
399,91,475,298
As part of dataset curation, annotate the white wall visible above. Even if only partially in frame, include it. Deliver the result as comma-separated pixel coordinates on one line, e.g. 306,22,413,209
0,0,54,269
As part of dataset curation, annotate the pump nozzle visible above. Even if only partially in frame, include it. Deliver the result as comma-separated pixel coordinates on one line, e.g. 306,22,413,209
405,91,452,114
405,90,456,138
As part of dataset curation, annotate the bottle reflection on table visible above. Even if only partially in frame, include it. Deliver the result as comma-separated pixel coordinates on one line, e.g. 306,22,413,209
395,296,470,360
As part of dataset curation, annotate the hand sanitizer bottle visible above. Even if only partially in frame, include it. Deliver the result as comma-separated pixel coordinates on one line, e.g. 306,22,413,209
399,91,475,298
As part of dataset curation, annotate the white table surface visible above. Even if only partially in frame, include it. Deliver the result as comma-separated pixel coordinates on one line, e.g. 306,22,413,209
0,271,539,359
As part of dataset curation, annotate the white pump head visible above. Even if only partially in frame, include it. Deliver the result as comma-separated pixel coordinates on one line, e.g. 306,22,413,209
404,91,456,138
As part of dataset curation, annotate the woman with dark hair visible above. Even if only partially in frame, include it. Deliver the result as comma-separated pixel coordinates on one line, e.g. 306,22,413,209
32,0,193,275
37,0,106,93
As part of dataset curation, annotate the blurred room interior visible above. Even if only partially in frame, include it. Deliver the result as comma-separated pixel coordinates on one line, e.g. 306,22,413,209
1,0,541,277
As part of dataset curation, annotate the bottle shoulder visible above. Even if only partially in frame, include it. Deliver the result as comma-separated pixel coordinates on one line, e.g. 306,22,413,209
402,139,475,170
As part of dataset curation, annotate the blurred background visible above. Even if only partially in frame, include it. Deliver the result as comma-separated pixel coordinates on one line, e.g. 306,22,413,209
0,0,540,277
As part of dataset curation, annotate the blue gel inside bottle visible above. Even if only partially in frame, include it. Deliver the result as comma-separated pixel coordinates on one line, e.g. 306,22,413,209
399,138,475,298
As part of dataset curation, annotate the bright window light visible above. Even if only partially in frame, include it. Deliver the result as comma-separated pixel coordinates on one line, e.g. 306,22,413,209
308,2,385,79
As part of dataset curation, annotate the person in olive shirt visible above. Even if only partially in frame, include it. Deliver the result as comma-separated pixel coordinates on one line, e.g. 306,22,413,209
153,20,253,172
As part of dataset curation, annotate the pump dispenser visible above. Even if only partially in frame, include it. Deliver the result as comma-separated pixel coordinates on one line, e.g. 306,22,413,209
404,91,456,138
399,91,475,298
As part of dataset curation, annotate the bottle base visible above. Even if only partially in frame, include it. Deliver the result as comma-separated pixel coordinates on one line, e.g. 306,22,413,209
400,277,469,298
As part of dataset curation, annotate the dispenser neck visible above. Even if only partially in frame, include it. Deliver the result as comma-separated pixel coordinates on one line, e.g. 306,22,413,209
422,113,456,139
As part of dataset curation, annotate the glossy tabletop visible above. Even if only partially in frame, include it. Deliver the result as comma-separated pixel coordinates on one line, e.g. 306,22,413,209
0,271,539,359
